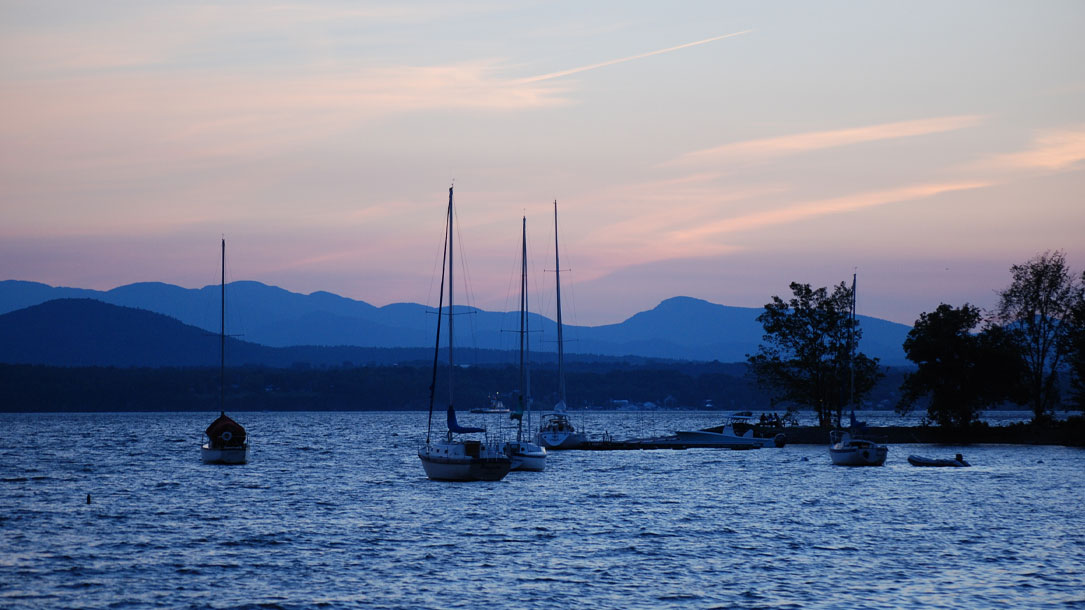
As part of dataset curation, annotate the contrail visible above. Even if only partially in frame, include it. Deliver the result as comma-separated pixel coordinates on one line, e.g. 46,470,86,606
518,30,753,83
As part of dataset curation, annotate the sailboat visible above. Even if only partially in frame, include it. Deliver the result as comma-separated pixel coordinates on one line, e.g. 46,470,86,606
829,273,887,466
536,200,587,450
418,186,512,481
201,238,249,465
504,216,548,471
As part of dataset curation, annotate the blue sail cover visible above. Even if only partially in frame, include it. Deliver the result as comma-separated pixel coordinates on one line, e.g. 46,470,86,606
447,405,485,434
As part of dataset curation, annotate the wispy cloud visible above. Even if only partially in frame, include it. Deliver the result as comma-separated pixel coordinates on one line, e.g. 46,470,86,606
664,115,986,167
517,30,753,84
971,126,1085,172
669,181,991,242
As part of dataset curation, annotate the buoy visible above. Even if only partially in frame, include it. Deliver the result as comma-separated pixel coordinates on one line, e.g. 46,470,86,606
86,493,91,504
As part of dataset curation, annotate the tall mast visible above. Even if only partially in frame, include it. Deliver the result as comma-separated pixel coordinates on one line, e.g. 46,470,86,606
425,187,452,444
553,200,566,407
220,237,225,416
517,215,527,441
447,188,455,408
849,272,856,410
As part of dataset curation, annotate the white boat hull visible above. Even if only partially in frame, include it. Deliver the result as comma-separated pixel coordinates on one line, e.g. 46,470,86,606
830,445,888,466
418,441,511,481
201,444,249,465
536,430,586,450
674,428,772,449
504,441,547,471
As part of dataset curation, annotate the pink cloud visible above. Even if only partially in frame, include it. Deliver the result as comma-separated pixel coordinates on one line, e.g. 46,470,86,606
973,126,1085,172
664,115,986,167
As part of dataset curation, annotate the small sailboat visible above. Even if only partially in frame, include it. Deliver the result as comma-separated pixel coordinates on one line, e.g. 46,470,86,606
536,200,587,450
829,273,886,467
418,186,512,482
201,238,249,465
504,216,547,471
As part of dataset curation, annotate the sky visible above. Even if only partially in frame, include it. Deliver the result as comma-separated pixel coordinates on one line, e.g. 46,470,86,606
1,1,1084,327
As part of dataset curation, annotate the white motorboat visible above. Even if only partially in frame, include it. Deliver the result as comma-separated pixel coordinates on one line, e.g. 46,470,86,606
535,201,587,451
503,215,547,471
675,412,783,449
201,238,249,465
829,430,887,466
418,186,512,482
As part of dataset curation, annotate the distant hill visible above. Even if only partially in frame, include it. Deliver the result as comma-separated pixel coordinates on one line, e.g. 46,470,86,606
0,281,913,364
0,299,656,368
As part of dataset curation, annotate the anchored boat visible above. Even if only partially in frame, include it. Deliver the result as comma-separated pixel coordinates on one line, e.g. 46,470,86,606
417,186,512,482
201,238,249,465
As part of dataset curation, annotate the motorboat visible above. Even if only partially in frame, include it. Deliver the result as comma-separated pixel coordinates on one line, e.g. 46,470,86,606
908,454,970,467
417,186,511,482
675,412,785,449
470,395,510,414
829,430,887,466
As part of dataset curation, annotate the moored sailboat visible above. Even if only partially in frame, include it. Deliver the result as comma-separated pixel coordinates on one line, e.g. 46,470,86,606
536,200,587,450
418,186,512,482
504,216,547,471
201,238,249,465
829,273,886,466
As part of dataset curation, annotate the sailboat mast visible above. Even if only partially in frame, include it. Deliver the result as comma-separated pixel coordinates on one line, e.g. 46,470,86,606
447,188,455,407
518,216,527,440
220,237,225,416
849,272,857,409
425,187,452,445
553,200,566,405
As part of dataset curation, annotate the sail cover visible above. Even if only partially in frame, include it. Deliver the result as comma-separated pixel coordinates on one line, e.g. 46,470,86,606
447,405,485,434
205,413,247,448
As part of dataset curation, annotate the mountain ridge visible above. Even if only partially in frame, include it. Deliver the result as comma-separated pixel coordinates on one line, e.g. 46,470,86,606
0,280,912,364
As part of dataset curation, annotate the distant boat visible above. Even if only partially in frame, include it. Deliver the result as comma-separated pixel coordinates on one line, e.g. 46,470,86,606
829,430,887,466
470,394,511,414
417,186,512,482
201,238,249,465
675,412,785,449
536,200,587,451
908,454,970,467
829,273,886,467
504,216,547,471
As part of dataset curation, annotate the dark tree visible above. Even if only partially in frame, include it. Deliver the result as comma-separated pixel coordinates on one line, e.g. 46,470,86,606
996,251,1081,421
1067,271,1085,411
897,304,1026,428
747,281,882,429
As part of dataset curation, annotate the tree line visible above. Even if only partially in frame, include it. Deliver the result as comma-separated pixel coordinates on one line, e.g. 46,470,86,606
747,250,1085,429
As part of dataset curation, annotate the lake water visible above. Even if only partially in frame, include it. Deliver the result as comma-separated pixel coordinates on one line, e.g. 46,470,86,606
2,411,1083,609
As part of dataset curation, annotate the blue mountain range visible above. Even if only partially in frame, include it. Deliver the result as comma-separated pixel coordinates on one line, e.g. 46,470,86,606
0,280,912,365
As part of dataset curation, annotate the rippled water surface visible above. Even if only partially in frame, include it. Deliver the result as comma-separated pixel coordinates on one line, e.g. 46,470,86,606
2,411,1083,609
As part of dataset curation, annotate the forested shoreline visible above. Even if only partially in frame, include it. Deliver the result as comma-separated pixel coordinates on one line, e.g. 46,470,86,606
0,362,908,413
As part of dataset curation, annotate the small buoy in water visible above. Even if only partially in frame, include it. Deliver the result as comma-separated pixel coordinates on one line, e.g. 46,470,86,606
801,456,809,462
1037,459,1044,464
86,493,91,504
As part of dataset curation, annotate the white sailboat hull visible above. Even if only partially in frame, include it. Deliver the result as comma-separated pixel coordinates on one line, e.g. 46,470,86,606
418,442,511,481
201,444,249,465
829,431,887,466
829,445,887,466
536,430,586,450
505,441,547,471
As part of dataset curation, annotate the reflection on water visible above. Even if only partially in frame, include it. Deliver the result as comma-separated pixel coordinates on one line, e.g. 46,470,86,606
1,411,1083,609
